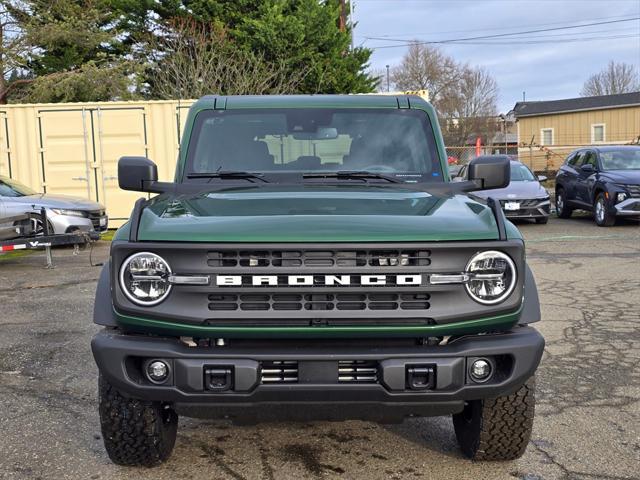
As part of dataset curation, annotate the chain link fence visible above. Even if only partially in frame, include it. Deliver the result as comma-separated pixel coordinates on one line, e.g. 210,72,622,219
446,140,640,175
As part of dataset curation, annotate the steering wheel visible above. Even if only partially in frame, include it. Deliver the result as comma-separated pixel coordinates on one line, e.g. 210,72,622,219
359,165,397,173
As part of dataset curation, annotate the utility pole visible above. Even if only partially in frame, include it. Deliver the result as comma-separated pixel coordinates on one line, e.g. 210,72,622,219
349,1,355,50
386,65,390,92
504,118,508,154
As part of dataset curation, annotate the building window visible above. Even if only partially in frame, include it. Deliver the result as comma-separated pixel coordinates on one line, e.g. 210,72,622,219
541,128,553,146
591,124,605,143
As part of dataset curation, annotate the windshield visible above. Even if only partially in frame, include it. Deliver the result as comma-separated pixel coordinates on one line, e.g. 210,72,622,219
185,108,443,182
599,148,640,170
0,177,37,197
510,163,536,182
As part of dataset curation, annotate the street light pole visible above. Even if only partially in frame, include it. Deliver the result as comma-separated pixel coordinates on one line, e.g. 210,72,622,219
386,65,390,92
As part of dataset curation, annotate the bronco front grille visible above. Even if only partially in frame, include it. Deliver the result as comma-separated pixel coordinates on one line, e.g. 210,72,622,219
207,249,431,268
208,292,430,311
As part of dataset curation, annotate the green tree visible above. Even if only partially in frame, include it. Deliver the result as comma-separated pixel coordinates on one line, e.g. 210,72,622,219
116,0,377,95
1,0,137,103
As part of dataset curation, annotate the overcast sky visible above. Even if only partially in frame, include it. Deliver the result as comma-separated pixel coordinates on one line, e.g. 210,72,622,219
354,0,640,113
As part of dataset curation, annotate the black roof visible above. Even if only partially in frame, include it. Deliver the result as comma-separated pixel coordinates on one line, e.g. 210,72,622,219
513,92,640,118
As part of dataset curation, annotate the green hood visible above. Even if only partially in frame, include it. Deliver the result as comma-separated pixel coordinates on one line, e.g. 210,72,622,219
136,186,501,242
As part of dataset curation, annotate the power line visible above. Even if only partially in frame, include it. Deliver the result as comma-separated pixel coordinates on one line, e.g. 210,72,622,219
366,17,640,49
444,33,639,46
470,26,640,40
363,14,639,39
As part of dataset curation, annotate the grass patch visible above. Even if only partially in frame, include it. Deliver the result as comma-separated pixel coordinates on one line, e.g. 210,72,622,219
0,249,36,261
99,229,116,242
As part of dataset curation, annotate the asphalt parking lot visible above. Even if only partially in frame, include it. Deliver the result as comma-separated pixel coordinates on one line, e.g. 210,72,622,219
0,215,639,480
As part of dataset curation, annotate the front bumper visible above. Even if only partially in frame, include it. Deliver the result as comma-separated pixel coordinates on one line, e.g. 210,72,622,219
51,213,108,234
502,199,551,219
614,197,640,217
92,326,544,422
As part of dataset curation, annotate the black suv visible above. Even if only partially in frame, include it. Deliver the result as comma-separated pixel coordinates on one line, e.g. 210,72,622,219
555,146,640,226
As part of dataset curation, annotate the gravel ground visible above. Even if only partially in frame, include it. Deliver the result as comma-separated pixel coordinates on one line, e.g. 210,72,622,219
0,215,639,480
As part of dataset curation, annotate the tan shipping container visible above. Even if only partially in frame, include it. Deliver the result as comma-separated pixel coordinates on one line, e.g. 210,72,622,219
0,100,195,227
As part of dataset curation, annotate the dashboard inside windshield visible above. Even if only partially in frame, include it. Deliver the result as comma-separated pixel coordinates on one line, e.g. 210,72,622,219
185,108,443,182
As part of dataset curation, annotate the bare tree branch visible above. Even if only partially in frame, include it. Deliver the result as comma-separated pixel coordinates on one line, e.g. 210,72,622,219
581,61,640,97
146,18,309,99
389,42,500,145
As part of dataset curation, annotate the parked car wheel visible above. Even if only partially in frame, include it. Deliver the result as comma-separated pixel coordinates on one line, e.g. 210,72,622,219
99,375,178,467
453,377,535,461
555,188,572,218
28,215,55,236
594,193,615,227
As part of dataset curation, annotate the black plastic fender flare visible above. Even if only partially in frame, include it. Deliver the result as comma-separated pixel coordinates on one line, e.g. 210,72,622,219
520,263,541,324
94,262,117,327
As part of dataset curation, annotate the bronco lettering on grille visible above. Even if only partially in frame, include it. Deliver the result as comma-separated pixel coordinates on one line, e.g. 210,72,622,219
215,274,424,287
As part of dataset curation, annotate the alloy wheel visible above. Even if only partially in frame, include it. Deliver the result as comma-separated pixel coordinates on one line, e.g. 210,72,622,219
596,198,605,223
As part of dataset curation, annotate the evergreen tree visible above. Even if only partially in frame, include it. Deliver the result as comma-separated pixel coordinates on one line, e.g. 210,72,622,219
116,0,377,95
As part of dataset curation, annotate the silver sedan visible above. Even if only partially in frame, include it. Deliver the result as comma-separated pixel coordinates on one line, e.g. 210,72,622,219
0,175,108,235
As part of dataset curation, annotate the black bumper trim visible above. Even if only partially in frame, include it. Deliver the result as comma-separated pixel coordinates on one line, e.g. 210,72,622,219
92,326,543,420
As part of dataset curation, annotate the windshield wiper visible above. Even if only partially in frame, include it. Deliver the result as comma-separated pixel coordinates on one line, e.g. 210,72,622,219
186,171,269,183
303,171,402,183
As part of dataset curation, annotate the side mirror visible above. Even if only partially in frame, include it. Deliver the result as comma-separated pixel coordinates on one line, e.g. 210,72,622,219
118,156,159,192
537,175,547,182
468,157,510,190
580,164,595,173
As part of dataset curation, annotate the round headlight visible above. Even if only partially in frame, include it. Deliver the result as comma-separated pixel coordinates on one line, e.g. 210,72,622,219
119,252,172,306
465,251,516,305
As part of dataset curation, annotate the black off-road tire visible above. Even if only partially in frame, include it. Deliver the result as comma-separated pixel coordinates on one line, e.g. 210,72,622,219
98,375,178,467
555,188,572,218
534,217,548,224
452,377,535,461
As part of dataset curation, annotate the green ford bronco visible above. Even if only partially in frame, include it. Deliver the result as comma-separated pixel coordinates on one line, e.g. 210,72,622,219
92,94,544,466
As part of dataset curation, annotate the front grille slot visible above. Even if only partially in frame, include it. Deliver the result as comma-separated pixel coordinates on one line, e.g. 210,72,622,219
87,210,105,229
207,249,431,268
208,292,430,311
500,199,541,209
261,361,298,383
625,185,640,198
338,360,379,383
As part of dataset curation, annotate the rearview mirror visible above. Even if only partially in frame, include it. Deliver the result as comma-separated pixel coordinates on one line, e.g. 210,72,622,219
292,127,338,140
580,164,595,173
468,156,510,190
118,156,159,192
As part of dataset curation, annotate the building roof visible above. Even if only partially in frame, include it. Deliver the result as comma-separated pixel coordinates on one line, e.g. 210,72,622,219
513,92,640,118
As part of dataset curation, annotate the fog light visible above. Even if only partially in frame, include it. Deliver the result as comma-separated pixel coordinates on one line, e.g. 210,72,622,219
146,360,169,383
470,359,492,382
616,192,627,203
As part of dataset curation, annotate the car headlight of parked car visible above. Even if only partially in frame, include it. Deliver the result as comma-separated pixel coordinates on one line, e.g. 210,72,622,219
51,208,87,217
119,252,172,306
465,251,517,305
613,184,638,203
615,192,628,203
